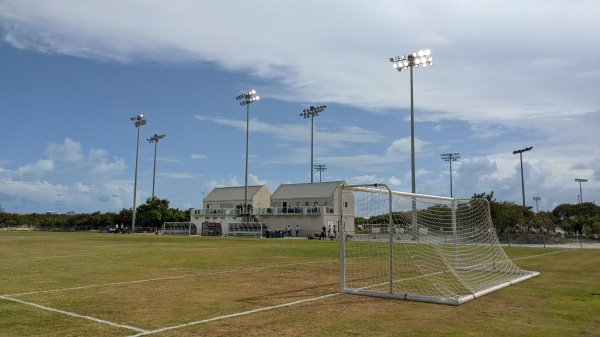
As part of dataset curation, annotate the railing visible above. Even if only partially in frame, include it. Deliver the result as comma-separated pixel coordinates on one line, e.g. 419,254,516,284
194,206,336,216
192,208,237,216
255,206,335,215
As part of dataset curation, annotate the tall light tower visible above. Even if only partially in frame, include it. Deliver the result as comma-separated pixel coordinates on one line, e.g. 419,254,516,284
390,50,433,193
513,146,533,207
130,114,147,233
314,164,327,183
147,133,166,199
300,105,327,183
575,178,588,203
440,153,460,197
236,89,259,222
533,196,541,213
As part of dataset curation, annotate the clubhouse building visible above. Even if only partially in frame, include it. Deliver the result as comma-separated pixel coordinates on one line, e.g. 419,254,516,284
190,181,355,237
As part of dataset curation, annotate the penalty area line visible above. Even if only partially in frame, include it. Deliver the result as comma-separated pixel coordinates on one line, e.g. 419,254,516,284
512,249,578,261
128,292,340,337
0,295,149,334
6,259,338,297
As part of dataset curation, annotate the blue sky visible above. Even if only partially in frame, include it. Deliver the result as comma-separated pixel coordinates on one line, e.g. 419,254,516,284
0,0,598,214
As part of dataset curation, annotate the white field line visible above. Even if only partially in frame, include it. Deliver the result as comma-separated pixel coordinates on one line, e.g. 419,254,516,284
512,248,578,260
0,247,219,261
128,293,340,337
3,259,339,297
0,295,149,334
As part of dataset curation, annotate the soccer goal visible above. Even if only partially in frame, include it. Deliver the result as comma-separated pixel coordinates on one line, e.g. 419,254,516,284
339,183,540,305
160,222,197,236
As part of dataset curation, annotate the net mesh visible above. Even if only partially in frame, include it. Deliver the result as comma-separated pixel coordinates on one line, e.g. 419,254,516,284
341,184,539,305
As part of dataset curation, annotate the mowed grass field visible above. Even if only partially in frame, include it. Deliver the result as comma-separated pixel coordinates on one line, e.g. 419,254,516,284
0,232,599,337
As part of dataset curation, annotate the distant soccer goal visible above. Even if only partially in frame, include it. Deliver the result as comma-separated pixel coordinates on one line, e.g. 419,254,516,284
339,183,540,305
160,222,197,236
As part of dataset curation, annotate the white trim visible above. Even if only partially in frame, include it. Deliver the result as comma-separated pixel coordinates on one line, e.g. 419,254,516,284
0,295,148,333
129,293,339,336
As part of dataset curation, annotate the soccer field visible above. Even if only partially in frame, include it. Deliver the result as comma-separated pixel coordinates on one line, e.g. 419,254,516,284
0,232,598,337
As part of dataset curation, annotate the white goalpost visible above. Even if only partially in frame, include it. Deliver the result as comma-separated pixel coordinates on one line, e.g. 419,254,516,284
160,222,197,236
339,183,540,305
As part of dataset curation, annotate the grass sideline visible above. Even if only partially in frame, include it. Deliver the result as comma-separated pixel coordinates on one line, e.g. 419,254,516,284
0,232,598,337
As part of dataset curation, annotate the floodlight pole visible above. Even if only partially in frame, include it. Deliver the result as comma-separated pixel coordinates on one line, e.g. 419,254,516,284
300,105,327,183
314,164,327,182
390,50,432,194
130,114,147,234
513,146,533,208
147,133,166,199
533,196,541,213
575,178,588,204
440,153,460,197
236,90,260,222
390,50,432,241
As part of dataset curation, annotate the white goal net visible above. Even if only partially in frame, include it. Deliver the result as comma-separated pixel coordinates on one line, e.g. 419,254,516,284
160,222,197,236
339,183,540,305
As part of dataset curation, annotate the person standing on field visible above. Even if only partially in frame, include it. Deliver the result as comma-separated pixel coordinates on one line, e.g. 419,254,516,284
295,224,300,237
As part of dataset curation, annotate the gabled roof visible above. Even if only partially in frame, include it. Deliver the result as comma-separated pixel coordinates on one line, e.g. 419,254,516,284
271,181,344,200
205,185,268,202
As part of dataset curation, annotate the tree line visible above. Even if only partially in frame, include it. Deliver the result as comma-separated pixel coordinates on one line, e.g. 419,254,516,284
354,191,600,237
0,197,190,232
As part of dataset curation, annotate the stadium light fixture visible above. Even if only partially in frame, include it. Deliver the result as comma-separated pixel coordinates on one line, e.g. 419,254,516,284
513,146,533,207
236,89,260,222
440,153,460,198
147,133,166,199
300,105,327,183
575,178,588,204
130,114,147,234
533,196,541,213
314,164,327,183
390,49,433,194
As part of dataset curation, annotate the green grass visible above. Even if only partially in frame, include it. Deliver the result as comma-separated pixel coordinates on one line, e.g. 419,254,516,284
0,231,599,337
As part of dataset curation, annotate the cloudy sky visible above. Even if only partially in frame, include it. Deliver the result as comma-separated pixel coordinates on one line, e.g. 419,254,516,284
0,0,598,214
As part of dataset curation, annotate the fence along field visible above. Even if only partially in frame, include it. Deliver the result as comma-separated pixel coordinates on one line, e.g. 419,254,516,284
0,232,599,337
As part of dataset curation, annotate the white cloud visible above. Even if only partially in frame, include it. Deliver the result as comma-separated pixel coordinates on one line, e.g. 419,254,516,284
248,173,268,186
14,159,54,181
88,148,108,162
0,136,132,212
0,178,127,213
161,172,198,179
73,181,90,192
207,115,383,152
385,138,428,158
89,158,126,177
203,177,240,194
3,0,596,124
44,138,84,164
